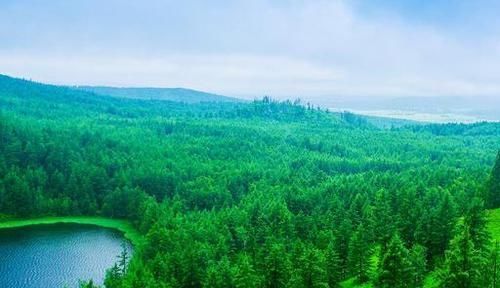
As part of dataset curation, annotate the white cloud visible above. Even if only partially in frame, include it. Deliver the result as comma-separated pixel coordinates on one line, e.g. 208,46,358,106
0,0,499,100
0,53,345,98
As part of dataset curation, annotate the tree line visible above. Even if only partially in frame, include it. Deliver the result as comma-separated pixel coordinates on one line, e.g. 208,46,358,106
0,76,499,287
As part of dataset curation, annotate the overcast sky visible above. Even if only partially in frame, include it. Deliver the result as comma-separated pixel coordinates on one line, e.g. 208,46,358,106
1,0,500,100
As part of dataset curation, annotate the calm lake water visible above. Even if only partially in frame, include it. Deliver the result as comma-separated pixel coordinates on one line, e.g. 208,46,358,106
0,223,133,288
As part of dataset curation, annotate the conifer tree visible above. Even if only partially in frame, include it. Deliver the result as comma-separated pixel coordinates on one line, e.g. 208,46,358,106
293,247,328,288
371,190,394,252
335,218,353,279
464,198,490,251
325,242,342,287
263,242,291,288
309,249,329,288
376,233,410,288
486,151,500,208
118,243,129,275
434,192,456,256
407,244,427,288
205,257,234,288
104,264,122,288
233,254,261,288
439,223,482,287
78,280,99,288
348,223,372,283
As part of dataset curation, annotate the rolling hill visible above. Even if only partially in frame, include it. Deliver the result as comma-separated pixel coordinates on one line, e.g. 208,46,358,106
75,86,241,103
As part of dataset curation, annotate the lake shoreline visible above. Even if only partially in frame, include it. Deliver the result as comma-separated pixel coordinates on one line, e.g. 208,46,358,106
0,216,143,247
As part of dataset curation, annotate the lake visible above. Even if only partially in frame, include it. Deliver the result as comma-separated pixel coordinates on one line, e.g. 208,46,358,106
0,223,133,288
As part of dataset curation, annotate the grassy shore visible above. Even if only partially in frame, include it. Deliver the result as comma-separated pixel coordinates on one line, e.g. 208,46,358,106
0,216,143,246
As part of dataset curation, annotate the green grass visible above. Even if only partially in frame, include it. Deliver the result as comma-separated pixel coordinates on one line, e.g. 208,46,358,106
0,216,143,247
340,277,373,288
423,271,440,288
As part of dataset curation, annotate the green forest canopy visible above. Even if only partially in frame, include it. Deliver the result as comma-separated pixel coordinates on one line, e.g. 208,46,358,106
0,74,499,287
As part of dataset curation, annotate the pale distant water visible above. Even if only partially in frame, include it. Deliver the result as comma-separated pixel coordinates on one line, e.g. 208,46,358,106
331,108,498,123
0,223,132,288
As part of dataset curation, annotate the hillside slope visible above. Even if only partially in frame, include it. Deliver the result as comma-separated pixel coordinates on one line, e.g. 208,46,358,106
75,86,241,103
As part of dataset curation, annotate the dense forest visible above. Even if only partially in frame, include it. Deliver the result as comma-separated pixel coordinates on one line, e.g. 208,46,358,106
0,74,499,287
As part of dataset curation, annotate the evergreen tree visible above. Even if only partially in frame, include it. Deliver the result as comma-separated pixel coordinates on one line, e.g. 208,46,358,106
263,242,291,288
292,246,328,288
104,243,130,288
371,190,394,252
486,151,500,208
325,242,342,287
122,262,157,288
464,198,490,251
407,244,427,288
415,190,456,263
203,260,234,288
348,224,372,283
118,243,129,275
78,280,99,288
398,187,420,246
439,223,482,287
233,254,261,288
104,264,122,288
376,233,409,288
335,218,353,279
433,192,456,256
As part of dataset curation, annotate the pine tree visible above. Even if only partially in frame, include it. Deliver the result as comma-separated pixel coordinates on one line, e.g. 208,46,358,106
376,233,409,288
233,254,261,288
415,190,456,263
294,247,328,288
78,280,100,288
104,243,129,288
104,264,122,288
325,242,342,287
122,262,156,288
118,243,129,275
203,264,221,287
398,188,420,246
335,218,352,279
309,249,329,288
434,192,456,256
439,223,482,287
486,151,500,208
371,190,394,252
203,261,233,288
464,198,490,251
407,244,426,288
263,242,291,288
348,223,372,283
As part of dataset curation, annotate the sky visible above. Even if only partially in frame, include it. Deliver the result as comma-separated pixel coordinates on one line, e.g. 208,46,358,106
1,0,500,100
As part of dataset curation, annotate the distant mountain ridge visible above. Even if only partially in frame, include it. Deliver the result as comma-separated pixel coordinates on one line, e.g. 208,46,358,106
75,86,241,103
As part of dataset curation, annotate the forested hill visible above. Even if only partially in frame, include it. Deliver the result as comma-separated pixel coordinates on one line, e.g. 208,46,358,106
1,74,499,287
75,86,240,103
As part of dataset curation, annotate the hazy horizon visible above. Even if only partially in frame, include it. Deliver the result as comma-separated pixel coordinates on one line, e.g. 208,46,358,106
1,0,500,105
